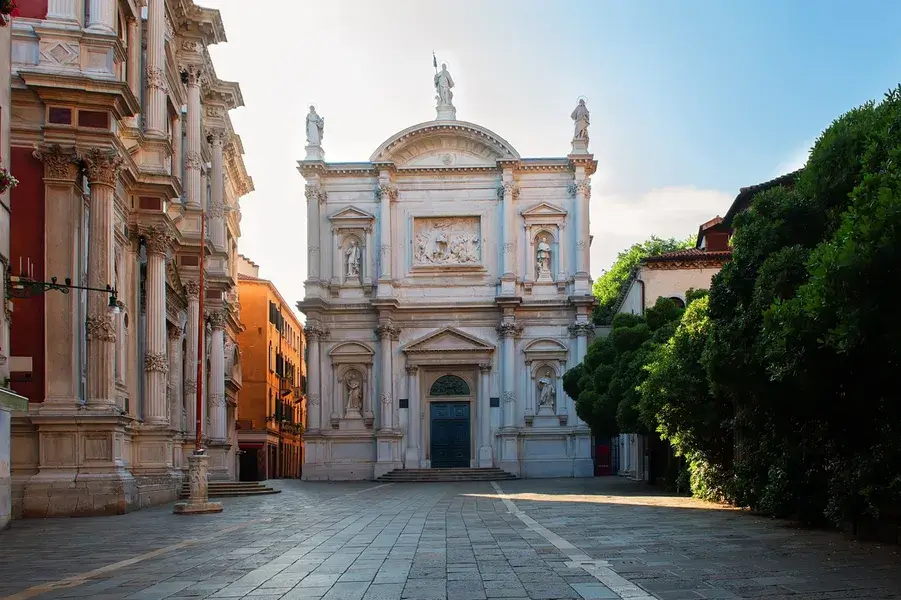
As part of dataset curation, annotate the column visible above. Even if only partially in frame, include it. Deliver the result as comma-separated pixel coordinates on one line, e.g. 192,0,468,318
47,0,79,22
184,281,200,437
145,0,167,137
126,16,141,99
143,227,171,425
572,179,591,290
569,320,592,426
375,322,395,431
376,182,396,297
478,363,493,467
209,130,226,250
33,145,81,404
184,67,203,208
405,365,420,467
497,322,519,428
364,226,373,281
331,227,341,284
304,324,322,432
171,113,182,182
84,149,122,409
208,311,227,441
86,0,116,32
524,226,534,283
501,181,518,277
168,325,183,430
558,223,568,282
304,184,324,281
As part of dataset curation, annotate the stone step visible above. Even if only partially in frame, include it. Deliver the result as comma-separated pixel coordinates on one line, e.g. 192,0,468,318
377,468,517,482
178,481,280,499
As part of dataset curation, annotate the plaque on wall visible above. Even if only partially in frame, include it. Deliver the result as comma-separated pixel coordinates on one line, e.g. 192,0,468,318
490,397,500,408
398,398,409,409
412,216,482,269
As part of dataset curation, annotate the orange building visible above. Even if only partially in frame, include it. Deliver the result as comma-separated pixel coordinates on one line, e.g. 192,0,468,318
236,256,305,480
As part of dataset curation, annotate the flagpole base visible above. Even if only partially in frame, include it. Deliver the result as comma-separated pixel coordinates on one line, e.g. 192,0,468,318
173,450,223,515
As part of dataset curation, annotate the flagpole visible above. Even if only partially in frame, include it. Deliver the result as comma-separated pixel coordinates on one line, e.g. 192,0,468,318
195,208,205,452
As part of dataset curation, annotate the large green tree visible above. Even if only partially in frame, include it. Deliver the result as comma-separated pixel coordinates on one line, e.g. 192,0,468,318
592,236,693,324
703,86,901,524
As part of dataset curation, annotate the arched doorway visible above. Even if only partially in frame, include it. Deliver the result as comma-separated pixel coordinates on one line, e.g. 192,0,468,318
427,374,472,468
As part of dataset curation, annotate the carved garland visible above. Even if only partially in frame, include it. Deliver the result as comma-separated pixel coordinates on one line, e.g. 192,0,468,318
503,391,516,404
144,352,169,373
86,314,116,341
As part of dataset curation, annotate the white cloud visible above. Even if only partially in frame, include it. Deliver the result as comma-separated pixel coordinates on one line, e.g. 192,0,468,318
589,186,734,275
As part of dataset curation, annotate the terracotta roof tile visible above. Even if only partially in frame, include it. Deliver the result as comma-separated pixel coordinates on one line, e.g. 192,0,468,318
642,247,732,263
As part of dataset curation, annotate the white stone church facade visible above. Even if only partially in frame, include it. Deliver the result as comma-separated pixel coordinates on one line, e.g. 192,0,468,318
297,70,596,479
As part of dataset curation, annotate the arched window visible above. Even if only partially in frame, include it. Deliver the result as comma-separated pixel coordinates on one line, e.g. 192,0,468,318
429,375,470,396
668,296,686,309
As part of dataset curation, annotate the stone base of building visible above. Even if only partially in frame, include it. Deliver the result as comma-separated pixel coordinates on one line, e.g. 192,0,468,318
22,470,139,517
519,426,593,478
206,441,233,481
302,432,377,481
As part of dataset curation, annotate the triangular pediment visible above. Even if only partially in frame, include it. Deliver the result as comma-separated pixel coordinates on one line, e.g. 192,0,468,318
403,327,495,354
521,202,568,218
524,338,568,353
328,206,375,222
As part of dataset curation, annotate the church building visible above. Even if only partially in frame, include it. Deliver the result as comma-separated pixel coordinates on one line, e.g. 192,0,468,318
297,64,596,479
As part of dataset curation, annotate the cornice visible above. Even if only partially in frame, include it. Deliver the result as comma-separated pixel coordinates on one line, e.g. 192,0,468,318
18,70,140,120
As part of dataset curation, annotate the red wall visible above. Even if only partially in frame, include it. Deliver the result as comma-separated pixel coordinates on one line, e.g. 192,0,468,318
16,0,48,19
10,147,45,402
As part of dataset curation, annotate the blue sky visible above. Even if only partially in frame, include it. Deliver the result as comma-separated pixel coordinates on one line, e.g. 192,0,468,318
202,0,901,313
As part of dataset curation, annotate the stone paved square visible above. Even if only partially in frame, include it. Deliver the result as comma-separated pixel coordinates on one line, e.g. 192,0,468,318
1,478,900,600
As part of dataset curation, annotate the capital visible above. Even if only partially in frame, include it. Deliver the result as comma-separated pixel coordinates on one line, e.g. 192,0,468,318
182,65,204,87
33,144,81,181
206,128,227,146
498,181,519,200
569,180,591,199
82,149,123,187
184,280,202,299
479,363,492,373
142,226,172,256
168,325,183,340
496,321,523,338
303,323,325,340
375,323,400,340
304,184,327,204
405,364,419,375
568,321,594,337
206,310,227,328
376,183,398,202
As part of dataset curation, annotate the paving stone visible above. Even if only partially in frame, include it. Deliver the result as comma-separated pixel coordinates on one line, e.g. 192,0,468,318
1,479,900,600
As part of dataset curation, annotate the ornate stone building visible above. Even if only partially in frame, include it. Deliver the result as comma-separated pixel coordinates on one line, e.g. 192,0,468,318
5,0,253,517
298,67,595,480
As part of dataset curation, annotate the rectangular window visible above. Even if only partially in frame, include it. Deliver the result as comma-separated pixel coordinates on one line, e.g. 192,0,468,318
48,107,73,125
78,110,110,129
138,196,162,211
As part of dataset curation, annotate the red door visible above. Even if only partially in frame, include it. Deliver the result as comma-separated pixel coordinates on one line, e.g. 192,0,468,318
594,443,612,475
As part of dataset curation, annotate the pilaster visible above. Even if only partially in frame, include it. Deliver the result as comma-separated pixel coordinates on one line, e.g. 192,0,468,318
145,0,168,137
142,227,170,426
183,280,200,438
184,66,204,208
33,145,82,406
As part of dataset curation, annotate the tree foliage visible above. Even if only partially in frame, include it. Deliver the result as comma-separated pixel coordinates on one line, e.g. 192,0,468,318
592,235,693,324
568,86,901,530
567,297,686,438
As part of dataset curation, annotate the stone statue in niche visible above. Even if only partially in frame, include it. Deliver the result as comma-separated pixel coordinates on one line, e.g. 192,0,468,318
537,370,556,414
413,217,481,266
344,239,361,280
345,370,363,415
536,236,552,279
306,105,324,146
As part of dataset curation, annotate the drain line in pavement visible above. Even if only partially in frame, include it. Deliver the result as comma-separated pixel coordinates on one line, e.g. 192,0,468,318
490,482,656,600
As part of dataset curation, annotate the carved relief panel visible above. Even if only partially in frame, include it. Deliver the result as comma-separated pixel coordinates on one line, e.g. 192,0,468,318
412,216,482,268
